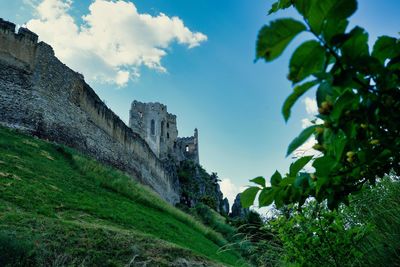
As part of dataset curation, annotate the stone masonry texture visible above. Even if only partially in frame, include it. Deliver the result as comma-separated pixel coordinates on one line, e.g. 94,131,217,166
0,19,179,204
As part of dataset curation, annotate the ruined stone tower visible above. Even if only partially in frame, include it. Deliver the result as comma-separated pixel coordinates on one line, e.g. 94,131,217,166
129,100,199,164
129,101,178,159
175,128,199,164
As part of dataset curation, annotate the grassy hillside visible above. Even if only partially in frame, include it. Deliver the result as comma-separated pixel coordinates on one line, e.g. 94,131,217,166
0,126,246,266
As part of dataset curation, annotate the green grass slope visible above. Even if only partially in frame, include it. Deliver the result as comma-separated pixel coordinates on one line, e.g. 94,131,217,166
0,126,246,266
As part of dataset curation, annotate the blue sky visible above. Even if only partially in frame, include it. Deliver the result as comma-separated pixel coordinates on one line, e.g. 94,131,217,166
1,0,399,206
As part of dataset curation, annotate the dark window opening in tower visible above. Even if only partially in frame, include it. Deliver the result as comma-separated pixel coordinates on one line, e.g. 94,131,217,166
167,132,170,139
138,111,143,118
150,119,155,135
185,145,189,152
161,121,165,136
167,122,169,128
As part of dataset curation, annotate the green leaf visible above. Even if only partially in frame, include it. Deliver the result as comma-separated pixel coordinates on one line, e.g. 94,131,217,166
268,0,293,15
250,176,266,187
316,82,333,107
289,156,313,177
279,176,295,186
293,0,313,17
313,155,337,177
256,18,306,62
388,56,400,71
258,187,275,207
330,90,358,121
332,130,347,161
286,125,318,157
282,80,318,121
241,187,260,208
288,40,326,83
341,26,369,63
324,0,357,20
270,170,282,187
323,19,349,45
372,36,400,64
294,173,310,189
315,175,329,195
295,0,357,34
274,187,285,208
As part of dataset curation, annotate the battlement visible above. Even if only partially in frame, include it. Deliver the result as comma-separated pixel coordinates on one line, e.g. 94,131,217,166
0,18,38,44
167,113,177,122
132,100,168,112
17,27,38,43
0,18,16,33
0,18,39,69
177,136,195,141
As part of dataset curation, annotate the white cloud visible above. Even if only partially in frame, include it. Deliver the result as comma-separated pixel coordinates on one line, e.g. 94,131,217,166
26,0,207,87
301,118,313,129
219,178,245,210
22,0,40,8
300,97,323,129
303,97,318,115
293,137,318,158
115,70,130,86
293,96,323,168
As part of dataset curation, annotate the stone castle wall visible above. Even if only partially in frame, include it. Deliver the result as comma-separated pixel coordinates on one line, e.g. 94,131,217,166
0,19,179,204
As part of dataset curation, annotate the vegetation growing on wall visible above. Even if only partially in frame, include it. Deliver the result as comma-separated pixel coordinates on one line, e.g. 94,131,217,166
177,160,222,211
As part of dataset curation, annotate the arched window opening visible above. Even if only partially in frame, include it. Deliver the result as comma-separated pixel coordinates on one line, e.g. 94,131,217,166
185,145,189,152
167,132,170,139
150,119,155,135
167,122,169,128
161,121,165,136
138,111,143,118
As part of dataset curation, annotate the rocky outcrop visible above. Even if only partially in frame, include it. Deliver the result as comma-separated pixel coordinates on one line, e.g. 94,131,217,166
230,193,250,219
0,19,179,204
220,198,230,216
177,161,225,212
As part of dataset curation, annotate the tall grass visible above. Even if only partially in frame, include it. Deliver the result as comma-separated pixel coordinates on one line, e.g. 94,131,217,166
344,176,400,266
191,203,236,240
252,176,400,267
0,231,35,267
0,126,245,266
72,151,228,247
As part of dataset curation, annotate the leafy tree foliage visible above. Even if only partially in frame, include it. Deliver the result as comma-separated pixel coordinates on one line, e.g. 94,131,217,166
242,0,400,210
244,176,400,267
265,201,366,266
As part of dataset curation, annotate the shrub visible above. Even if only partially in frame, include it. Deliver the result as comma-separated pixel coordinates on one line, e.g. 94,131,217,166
193,204,236,240
0,231,35,266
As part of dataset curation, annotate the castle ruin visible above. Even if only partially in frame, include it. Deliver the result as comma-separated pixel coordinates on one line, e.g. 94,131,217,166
0,18,225,209
129,101,199,164
0,18,179,203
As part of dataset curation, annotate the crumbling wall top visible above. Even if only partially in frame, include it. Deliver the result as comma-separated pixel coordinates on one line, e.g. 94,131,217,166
17,27,38,43
0,18,38,44
0,18,16,33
